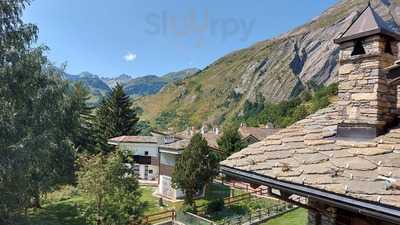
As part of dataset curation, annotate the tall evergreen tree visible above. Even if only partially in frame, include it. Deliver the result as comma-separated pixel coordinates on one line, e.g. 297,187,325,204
94,83,139,153
107,83,139,136
172,134,219,207
70,82,96,153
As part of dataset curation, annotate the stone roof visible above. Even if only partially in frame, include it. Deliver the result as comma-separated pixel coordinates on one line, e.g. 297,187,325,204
108,135,159,144
159,139,190,150
202,133,220,149
334,3,400,44
238,127,281,141
221,105,400,208
174,131,221,149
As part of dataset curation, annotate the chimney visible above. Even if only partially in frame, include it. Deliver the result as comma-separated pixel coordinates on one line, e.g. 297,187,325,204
201,125,208,134
190,126,195,136
334,3,400,139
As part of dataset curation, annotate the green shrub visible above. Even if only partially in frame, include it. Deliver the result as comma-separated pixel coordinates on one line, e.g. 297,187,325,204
206,199,225,214
182,204,196,213
235,83,338,128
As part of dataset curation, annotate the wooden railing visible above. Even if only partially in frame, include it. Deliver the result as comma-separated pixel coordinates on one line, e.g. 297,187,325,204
141,209,176,225
225,188,269,206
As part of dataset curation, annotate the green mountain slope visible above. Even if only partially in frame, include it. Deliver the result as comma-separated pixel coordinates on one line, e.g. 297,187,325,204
136,0,399,129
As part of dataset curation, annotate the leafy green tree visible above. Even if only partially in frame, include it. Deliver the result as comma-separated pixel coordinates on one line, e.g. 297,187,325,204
172,134,219,207
94,83,139,153
136,120,153,135
237,83,338,128
0,0,77,222
217,124,245,158
78,151,144,225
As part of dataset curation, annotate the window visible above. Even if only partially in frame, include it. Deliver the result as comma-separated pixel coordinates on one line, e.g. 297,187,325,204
144,151,149,156
351,40,365,56
384,40,393,55
133,155,151,164
149,170,153,174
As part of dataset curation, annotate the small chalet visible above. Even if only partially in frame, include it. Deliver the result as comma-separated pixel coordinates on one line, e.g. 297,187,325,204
221,3,400,225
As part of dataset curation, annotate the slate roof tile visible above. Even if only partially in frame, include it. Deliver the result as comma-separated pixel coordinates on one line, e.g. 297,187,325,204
221,105,400,207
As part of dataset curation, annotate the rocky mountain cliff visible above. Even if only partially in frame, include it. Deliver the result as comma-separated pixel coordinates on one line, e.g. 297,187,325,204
135,0,400,129
65,72,111,104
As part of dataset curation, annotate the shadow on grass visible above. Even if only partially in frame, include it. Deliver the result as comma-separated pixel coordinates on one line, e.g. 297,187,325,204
29,199,87,225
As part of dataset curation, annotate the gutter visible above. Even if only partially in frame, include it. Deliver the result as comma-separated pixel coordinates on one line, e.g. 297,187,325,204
220,165,400,224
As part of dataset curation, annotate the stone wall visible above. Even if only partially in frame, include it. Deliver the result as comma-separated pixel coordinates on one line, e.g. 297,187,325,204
338,35,398,131
308,204,398,225
308,200,336,225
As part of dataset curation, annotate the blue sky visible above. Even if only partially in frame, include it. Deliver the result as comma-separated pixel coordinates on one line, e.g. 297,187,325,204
23,0,337,78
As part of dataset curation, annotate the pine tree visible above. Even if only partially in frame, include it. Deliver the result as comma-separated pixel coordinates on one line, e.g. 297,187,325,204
94,83,139,153
217,124,245,158
172,134,219,207
70,82,96,153
107,83,139,136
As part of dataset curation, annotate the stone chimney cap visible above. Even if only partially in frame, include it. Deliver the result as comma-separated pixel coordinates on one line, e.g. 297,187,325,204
334,3,400,44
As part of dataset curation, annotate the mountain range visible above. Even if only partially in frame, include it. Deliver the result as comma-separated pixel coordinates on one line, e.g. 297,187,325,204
135,0,400,129
64,68,200,104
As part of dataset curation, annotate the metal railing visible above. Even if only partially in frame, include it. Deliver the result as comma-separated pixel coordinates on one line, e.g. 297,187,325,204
217,202,296,225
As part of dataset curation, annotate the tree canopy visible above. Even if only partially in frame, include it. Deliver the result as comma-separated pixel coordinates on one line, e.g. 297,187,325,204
70,82,96,153
94,83,139,153
217,124,246,158
0,0,78,223
77,151,145,225
172,133,219,207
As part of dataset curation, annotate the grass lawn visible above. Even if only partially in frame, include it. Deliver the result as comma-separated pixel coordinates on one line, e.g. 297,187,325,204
262,208,308,225
28,185,170,225
28,184,304,225
193,184,279,223
140,186,183,214
28,186,89,225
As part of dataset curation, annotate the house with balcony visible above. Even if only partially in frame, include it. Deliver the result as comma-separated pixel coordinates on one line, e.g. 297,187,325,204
221,3,400,225
158,139,190,200
108,132,215,200
108,136,163,183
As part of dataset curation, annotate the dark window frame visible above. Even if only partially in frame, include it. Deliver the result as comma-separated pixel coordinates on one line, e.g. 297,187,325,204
351,40,366,56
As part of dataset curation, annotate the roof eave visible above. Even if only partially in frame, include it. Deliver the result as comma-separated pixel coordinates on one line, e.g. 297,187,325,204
334,28,400,44
220,165,400,223
107,141,119,146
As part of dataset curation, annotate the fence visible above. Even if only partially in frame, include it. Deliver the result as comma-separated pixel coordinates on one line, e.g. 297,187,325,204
217,202,296,225
176,211,215,225
196,187,269,215
141,209,176,225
